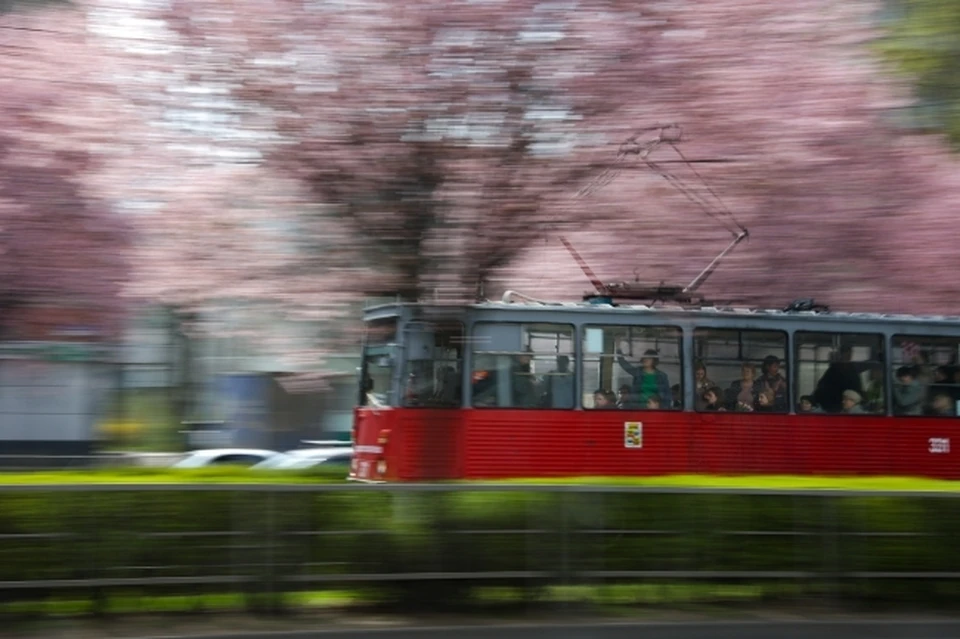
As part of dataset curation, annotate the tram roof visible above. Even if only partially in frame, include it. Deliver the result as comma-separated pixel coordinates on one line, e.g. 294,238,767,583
363,297,960,329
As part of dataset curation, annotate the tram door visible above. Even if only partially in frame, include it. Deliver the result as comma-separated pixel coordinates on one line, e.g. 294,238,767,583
401,321,464,479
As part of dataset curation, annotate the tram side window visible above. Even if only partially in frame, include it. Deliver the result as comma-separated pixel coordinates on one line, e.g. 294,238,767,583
794,332,884,415
402,322,464,408
582,325,682,410
891,335,960,417
471,322,575,409
693,329,788,413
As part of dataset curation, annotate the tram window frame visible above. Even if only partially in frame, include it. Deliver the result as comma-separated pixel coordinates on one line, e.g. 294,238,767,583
401,321,465,409
582,324,683,411
358,316,399,408
891,335,960,417
470,322,576,409
692,328,789,413
793,331,885,416
359,346,396,408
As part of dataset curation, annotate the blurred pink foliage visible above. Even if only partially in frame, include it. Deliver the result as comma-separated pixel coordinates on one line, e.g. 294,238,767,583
0,5,133,339
7,0,960,351
135,0,960,317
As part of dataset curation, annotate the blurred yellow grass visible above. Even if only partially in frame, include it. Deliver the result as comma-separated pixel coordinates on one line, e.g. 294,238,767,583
0,469,957,492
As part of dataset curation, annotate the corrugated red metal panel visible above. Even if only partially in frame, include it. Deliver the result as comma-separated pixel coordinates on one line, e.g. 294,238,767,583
352,407,960,482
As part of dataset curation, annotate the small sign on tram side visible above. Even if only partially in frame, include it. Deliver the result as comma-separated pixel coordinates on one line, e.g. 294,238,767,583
624,422,643,449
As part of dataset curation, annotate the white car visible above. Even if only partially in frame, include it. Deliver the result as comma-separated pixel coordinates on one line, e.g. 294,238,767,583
252,447,353,470
172,448,290,469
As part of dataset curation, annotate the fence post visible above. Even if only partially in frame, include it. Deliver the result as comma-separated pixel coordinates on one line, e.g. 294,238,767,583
822,493,841,606
266,488,278,613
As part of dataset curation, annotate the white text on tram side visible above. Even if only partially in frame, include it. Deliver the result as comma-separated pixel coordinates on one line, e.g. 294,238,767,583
928,438,951,454
355,445,383,455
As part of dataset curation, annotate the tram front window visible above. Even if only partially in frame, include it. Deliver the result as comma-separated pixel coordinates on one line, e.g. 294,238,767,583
360,350,394,407
358,316,397,408
583,325,682,410
471,323,575,409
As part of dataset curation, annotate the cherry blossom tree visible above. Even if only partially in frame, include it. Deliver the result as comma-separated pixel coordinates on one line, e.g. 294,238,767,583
494,0,960,316
0,4,134,340
129,0,688,304
97,0,960,327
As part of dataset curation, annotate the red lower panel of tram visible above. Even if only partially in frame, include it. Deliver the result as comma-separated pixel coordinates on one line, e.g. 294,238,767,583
350,408,960,482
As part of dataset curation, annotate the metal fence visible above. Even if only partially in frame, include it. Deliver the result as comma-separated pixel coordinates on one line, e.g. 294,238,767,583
1,484,959,612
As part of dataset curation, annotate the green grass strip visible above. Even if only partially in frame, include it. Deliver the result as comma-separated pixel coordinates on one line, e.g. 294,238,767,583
462,474,960,492
0,469,957,492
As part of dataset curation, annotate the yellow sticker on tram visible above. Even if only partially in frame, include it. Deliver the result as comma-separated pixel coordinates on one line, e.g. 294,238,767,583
624,422,643,449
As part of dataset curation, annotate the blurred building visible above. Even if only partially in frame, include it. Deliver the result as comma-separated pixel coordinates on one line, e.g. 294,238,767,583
0,301,116,462
121,305,357,452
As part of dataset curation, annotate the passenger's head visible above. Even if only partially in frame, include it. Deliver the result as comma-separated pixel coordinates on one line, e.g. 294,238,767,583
841,389,861,411
646,394,662,410
641,349,659,370
757,388,774,408
798,395,815,412
556,354,569,372
703,386,722,407
671,383,681,400
932,393,954,415
762,355,781,376
839,345,854,362
741,361,756,381
694,360,707,381
896,366,914,384
617,384,631,399
594,389,612,408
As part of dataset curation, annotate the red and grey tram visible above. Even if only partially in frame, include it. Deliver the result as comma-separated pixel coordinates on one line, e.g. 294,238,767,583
350,295,960,482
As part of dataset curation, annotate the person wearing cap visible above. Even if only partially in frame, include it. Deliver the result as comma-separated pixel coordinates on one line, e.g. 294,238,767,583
813,345,871,413
616,343,671,407
758,355,788,412
841,389,865,414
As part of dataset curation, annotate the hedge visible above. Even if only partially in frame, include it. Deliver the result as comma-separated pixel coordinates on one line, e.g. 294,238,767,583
1,472,960,615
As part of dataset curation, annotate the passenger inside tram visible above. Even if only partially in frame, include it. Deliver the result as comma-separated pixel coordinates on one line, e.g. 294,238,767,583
929,393,956,416
841,389,865,414
646,395,662,410
862,367,885,414
930,366,957,403
725,362,758,412
812,345,872,413
511,349,538,408
617,384,640,409
755,388,776,412
694,361,715,409
797,395,821,413
701,386,726,411
616,344,672,406
594,388,616,409
892,366,924,416
757,356,788,412
670,384,683,409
